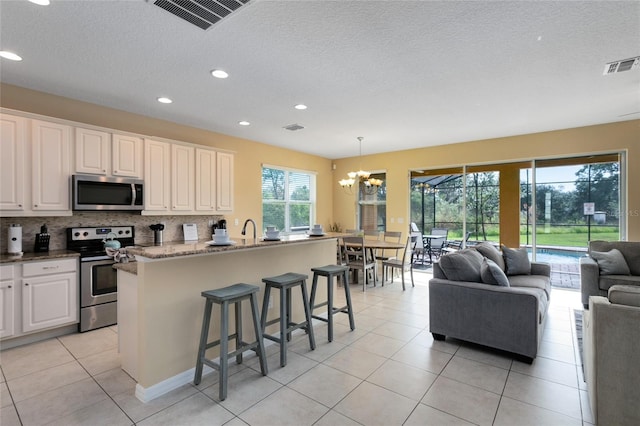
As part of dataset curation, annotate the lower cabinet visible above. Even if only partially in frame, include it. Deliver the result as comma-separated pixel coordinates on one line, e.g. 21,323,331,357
0,265,15,338
0,258,78,341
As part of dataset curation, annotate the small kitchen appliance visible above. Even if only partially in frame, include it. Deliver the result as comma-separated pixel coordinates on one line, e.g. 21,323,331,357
67,225,135,332
149,223,164,244
8,224,22,255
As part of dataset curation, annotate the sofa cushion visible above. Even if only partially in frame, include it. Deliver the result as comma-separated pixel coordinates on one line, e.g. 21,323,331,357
509,274,551,299
480,258,510,287
501,245,531,276
590,249,631,276
598,275,640,291
438,248,484,282
589,241,640,276
475,242,506,271
608,285,640,308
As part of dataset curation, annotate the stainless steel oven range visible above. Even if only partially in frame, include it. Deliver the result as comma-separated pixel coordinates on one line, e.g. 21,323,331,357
66,226,135,332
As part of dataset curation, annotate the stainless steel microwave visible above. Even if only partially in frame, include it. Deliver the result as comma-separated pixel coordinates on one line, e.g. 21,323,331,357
72,174,144,211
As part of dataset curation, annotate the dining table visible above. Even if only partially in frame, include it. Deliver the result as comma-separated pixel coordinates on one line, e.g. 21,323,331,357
342,236,405,287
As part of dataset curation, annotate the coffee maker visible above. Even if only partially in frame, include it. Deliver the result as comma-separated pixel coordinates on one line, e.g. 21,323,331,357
211,219,226,235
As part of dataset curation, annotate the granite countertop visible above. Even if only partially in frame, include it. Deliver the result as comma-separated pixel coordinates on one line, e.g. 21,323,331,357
0,249,80,264
113,261,138,275
125,232,342,261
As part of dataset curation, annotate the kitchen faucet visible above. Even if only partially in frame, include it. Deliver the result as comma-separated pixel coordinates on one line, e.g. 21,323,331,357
241,219,257,240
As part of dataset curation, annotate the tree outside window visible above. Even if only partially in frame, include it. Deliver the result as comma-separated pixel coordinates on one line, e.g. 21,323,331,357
262,166,315,233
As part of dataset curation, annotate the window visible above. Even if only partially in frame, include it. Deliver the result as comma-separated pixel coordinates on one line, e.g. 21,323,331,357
358,172,386,231
262,166,316,233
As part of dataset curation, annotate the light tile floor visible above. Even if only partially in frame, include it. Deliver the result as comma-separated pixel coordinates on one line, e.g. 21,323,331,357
0,271,591,426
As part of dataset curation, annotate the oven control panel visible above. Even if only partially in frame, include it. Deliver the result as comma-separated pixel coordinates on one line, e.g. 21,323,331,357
69,226,134,241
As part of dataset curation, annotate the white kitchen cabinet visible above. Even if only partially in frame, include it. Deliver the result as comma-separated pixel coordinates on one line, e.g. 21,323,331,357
171,144,195,211
0,265,15,338
75,127,110,175
21,258,78,333
144,139,171,212
0,114,26,212
75,129,143,178
31,119,72,212
112,134,143,178
195,148,216,211
216,151,234,212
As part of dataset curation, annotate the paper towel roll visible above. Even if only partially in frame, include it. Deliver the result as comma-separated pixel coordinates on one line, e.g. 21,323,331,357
8,224,22,255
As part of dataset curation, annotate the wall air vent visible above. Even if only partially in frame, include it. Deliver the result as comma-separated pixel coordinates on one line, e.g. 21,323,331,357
603,56,640,75
283,124,305,131
152,0,251,30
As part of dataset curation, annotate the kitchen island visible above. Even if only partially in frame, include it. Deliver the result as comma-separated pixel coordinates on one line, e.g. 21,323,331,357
118,233,340,402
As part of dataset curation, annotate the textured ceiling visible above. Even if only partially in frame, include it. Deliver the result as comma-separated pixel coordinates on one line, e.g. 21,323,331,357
0,0,638,159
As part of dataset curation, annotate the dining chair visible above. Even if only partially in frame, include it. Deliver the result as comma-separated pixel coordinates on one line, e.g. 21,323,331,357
342,236,377,291
382,235,417,290
377,231,402,277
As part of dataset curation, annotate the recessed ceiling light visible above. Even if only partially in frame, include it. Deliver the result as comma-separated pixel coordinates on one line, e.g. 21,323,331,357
0,51,23,61
28,0,50,5
211,69,229,79
157,97,173,104
294,104,308,110
238,121,250,126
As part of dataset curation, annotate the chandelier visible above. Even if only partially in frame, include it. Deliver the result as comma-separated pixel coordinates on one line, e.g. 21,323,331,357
339,137,383,194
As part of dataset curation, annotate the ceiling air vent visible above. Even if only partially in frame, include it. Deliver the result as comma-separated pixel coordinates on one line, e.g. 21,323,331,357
283,124,305,131
152,0,251,30
603,56,640,75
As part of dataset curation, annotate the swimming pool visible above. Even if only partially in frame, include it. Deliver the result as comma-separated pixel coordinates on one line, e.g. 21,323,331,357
527,247,586,264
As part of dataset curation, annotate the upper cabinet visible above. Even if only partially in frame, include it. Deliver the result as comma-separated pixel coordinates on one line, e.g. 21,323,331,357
112,134,143,178
1,110,234,217
144,139,234,215
0,114,26,212
31,119,72,212
1,113,72,216
216,151,234,212
75,128,142,178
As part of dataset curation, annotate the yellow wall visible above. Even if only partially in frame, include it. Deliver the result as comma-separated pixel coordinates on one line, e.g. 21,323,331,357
0,84,333,233
3,83,639,241
332,120,640,241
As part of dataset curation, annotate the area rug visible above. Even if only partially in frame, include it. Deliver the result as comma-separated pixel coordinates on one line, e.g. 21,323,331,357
574,309,584,375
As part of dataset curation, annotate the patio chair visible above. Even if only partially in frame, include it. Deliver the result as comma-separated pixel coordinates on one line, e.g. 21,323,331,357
427,228,449,260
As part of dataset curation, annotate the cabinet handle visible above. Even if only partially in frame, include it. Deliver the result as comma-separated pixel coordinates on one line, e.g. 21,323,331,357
34,204,38,207
18,204,22,207
25,283,29,286
7,285,11,289
43,266,59,270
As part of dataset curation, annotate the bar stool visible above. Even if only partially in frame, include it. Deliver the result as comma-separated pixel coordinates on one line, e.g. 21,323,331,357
261,272,315,367
310,264,356,342
194,283,268,401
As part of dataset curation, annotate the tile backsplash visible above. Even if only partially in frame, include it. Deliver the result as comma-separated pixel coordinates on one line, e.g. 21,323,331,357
1,213,224,253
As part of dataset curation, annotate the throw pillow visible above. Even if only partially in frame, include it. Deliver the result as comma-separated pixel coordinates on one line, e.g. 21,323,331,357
501,245,531,276
480,258,510,287
474,242,506,271
438,249,484,282
590,249,631,275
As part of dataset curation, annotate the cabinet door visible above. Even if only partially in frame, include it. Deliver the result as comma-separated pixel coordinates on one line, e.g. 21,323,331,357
22,272,77,332
75,127,110,175
113,134,143,178
171,144,194,211
144,139,170,212
0,280,15,338
216,152,234,211
0,114,26,212
195,148,216,211
31,119,72,211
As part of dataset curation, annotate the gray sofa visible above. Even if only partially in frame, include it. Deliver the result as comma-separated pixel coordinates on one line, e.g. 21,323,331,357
584,285,640,425
429,244,551,363
580,240,640,309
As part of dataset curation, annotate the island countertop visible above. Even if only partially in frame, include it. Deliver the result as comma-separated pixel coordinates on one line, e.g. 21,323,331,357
125,232,344,260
